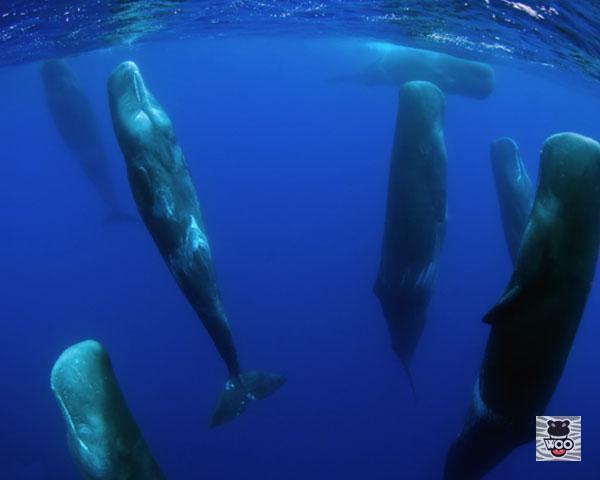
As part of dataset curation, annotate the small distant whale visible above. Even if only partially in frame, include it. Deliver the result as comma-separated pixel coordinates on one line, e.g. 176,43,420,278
491,137,534,263
51,340,163,479
41,60,133,222
444,133,600,480
108,61,285,427
374,81,447,390
332,41,495,99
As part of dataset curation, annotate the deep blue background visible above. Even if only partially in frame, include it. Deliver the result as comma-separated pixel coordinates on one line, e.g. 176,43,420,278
0,37,599,479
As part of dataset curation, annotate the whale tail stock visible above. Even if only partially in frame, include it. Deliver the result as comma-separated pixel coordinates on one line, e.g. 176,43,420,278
374,277,426,401
443,414,532,480
210,371,286,427
400,359,418,403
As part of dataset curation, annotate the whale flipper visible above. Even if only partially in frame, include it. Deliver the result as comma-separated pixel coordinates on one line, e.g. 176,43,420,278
484,217,554,325
210,371,286,427
482,282,528,325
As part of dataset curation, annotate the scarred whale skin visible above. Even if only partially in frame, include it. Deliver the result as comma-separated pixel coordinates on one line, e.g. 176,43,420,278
491,137,534,263
444,133,600,480
50,340,163,480
333,41,495,99
107,61,285,427
41,60,131,222
374,81,447,389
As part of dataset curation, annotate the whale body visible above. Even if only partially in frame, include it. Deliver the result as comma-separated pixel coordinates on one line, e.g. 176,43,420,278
108,61,285,427
374,81,447,389
444,133,600,479
41,60,131,222
333,41,495,99
51,340,163,480
491,137,534,263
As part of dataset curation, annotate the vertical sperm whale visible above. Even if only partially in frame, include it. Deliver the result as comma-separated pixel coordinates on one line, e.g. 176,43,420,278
374,81,447,389
491,137,533,263
108,61,285,427
41,60,131,222
444,133,600,479
51,340,164,480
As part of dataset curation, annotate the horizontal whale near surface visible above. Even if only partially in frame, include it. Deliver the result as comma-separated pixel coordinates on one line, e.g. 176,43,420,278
330,40,495,99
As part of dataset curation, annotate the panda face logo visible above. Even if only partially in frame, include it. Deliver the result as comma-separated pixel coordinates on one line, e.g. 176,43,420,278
536,416,581,462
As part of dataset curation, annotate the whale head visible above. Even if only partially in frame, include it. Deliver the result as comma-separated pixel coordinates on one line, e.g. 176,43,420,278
539,132,600,210
396,81,445,136
491,137,520,176
50,340,120,479
41,59,72,83
449,60,495,100
491,137,527,187
51,340,163,479
108,61,175,159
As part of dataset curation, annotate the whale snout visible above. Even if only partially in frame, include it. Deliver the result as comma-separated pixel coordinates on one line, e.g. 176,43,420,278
108,61,148,108
491,137,521,181
538,133,600,210
50,341,113,469
41,59,70,82
471,62,495,99
398,81,445,130
491,137,518,161
108,61,174,153
50,340,109,417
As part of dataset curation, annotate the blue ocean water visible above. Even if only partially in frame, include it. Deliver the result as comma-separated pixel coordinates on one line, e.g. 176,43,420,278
1,2,600,479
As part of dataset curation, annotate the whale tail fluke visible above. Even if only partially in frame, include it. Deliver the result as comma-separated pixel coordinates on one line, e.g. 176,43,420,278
104,210,138,225
210,371,286,427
